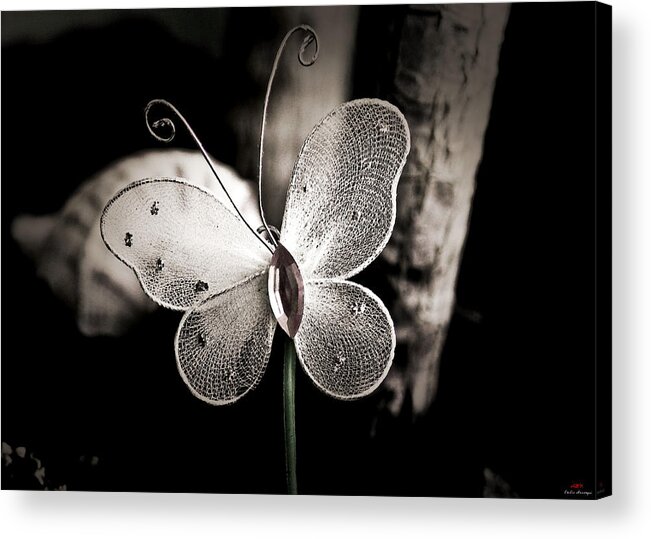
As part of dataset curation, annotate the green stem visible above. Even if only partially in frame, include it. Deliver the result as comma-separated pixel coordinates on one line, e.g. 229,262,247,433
283,338,298,495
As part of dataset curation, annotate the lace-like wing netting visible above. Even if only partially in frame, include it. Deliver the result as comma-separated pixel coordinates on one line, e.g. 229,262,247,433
295,279,395,399
101,178,271,310
280,99,410,280
175,273,276,404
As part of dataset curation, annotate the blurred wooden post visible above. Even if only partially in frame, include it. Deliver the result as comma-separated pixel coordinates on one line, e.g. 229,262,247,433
367,4,510,416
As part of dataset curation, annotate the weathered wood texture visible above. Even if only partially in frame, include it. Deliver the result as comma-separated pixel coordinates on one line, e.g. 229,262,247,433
376,4,510,416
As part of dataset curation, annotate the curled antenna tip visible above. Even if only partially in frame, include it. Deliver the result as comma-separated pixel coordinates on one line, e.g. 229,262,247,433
297,25,319,66
145,99,177,143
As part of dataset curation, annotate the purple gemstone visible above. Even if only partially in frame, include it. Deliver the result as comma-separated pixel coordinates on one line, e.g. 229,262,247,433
268,243,304,338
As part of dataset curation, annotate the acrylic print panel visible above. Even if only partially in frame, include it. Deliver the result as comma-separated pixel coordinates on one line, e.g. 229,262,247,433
1,2,611,499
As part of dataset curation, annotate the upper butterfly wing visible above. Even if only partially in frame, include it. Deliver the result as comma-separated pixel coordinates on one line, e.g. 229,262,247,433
280,99,410,280
101,178,271,310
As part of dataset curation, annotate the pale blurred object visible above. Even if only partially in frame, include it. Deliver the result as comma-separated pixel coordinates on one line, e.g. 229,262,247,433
12,149,259,337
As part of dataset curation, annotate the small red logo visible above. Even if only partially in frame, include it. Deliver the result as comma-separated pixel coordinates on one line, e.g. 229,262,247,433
569,483,584,489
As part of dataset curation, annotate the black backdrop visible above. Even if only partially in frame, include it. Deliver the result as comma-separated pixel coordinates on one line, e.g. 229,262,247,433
1,3,609,498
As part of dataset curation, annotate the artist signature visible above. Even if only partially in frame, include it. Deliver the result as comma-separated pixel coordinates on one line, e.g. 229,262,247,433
564,481,593,497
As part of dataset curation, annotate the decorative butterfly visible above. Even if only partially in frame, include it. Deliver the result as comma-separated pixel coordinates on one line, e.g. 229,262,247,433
101,97,409,405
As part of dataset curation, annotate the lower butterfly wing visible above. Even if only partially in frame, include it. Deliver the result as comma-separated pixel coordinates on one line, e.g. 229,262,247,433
175,272,276,405
101,178,272,310
294,279,395,399
280,99,410,280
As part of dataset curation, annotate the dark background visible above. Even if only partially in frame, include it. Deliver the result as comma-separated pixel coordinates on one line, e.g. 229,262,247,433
1,3,609,498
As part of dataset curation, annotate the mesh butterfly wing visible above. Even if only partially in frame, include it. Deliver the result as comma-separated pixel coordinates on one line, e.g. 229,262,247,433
101,178,276,404
101,178,271,310
279,99,410,399
297,279,396,399
280,98,410,280
175,272,276,405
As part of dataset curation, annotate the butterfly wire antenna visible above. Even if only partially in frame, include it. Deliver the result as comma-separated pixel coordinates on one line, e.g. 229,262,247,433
143,26,318,256
144,99,273,254
257,25,319,249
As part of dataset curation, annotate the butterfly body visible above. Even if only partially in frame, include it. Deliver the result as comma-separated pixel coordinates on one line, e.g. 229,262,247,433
268,243,305,338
